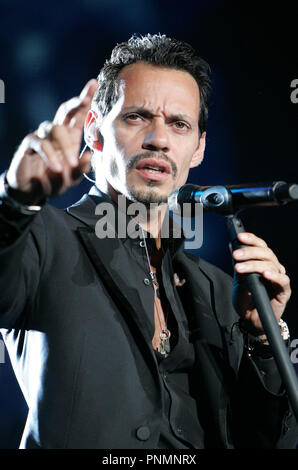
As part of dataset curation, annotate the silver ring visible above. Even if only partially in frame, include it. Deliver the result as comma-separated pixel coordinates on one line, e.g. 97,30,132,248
36,120,53,139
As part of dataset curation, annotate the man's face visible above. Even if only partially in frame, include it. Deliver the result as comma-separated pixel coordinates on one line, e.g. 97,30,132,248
97,62,205,204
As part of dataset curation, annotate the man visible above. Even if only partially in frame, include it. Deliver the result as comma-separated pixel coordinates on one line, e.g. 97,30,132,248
0,34,297,449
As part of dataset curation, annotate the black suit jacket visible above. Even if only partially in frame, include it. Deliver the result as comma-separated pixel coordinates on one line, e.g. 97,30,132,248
0,192,296,448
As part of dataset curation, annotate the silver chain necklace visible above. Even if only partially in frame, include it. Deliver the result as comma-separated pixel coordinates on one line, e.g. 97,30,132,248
140,225,171,357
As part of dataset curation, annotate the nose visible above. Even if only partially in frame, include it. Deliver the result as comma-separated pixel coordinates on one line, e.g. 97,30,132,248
142,120,170,153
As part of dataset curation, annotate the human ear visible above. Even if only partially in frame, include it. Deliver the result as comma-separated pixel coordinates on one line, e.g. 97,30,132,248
189,131,206,168
84,110,103,152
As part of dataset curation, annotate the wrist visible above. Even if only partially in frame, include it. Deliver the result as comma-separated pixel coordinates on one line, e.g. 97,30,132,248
0,171,45,215
238,317,265,337
238,317,290,358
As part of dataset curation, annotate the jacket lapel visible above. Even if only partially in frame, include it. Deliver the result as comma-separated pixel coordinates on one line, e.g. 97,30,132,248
173,251,225,350
174,250,241,370
66,194,158,366
173,250,236,448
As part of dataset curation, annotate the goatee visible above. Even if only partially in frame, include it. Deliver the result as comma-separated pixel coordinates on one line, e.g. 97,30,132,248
128,184,168,205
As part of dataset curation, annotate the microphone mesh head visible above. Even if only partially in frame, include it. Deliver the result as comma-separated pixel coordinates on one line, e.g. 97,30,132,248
167,189,180,214
289,184,298,200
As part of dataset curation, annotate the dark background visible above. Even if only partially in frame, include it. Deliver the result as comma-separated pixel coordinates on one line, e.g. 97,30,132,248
0,0,297,448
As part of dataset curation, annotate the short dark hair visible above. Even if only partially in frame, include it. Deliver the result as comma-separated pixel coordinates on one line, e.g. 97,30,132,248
93,33,212,135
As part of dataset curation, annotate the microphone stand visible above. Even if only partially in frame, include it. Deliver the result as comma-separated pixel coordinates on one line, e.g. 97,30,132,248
169,182,298,420
226,214,298,423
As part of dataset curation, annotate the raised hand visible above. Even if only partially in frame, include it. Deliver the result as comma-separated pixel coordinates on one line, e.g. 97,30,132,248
6,79,98,205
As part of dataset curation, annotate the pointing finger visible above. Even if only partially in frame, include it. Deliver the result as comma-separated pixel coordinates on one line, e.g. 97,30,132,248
67,79,98,130
53,79,98,129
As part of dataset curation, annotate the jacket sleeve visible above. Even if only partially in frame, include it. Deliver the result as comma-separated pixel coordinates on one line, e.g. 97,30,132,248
0,203,46,329
230,344,298,448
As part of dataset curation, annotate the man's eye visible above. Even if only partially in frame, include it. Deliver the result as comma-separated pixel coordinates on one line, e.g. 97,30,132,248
174,121,189,130
125,114,142,121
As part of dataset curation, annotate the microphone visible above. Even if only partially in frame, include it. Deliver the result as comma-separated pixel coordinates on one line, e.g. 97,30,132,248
168,181,298,215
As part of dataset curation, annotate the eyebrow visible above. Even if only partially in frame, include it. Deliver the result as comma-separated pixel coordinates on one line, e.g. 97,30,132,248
121,106,194,124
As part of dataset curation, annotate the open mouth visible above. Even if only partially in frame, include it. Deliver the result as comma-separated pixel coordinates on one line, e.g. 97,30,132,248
140,166,165,173
136,158,171,173
135,158,171,180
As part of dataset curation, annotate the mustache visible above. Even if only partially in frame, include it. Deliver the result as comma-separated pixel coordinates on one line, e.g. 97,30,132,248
126,151,177,178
